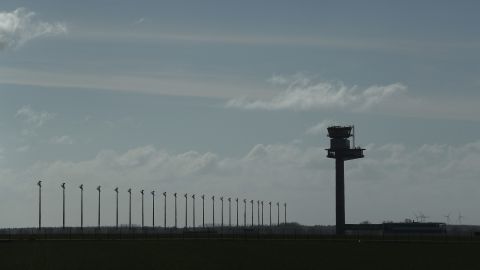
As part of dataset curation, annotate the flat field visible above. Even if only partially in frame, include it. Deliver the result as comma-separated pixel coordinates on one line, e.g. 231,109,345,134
0,238,479,269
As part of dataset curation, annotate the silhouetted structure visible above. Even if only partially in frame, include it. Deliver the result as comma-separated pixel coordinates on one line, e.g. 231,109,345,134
114,187,119,229
201,194,205,228
192,194,196,229
97,186,101,228
37,181,42,230
261,201,264,226
140,190,145,229
174,193,177,228
79,184,84,230
269,201,272,226
184,193,188,228
250,200,254,226
151,191,155,227
284,203,287,224
243,199,247,227
128,188,132,229
220,196,224,229
326,125,365,235
61,182,66,229
212,196,215,228
228,197,232,227
163,192,167,228
276,202,280,226
257,200,260,226
235,198,239,227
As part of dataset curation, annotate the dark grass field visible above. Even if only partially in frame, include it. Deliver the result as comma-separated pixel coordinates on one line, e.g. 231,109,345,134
1,238,479,270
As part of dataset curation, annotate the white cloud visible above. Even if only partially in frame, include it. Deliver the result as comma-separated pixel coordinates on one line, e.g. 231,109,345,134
0,7,67,50
133,18,145,25
49,135,74,145
15,105,55,135
306,120,334,136
226,75,407,111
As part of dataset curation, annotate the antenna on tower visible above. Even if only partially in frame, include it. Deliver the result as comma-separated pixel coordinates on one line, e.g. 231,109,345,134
228,197,232,227
243,199,247,227
184,193,188,229
174,192,177,228
220,196,224,229
192,194,195,229
250,200,254,227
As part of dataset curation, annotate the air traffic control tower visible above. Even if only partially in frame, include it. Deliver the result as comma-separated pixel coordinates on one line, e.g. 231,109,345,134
326,126,364,235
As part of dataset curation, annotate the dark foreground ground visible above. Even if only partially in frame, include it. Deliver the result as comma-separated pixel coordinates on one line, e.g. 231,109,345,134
1,238,479,270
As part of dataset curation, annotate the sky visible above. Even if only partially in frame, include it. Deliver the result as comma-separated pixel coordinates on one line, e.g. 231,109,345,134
0,0,479,228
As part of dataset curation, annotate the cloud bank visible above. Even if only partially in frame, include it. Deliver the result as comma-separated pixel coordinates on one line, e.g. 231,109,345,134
227,75,406,111
1,139,480,227
0,8,66,50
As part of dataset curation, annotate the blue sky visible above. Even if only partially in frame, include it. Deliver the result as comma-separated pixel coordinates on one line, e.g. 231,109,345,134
0,1,479,228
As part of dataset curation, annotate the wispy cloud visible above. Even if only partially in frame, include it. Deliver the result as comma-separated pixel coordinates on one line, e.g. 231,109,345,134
305,120,334,136
0,7,67,50
49,135,74,145
227,74,407,111
15,105,55,135
133,18,145,25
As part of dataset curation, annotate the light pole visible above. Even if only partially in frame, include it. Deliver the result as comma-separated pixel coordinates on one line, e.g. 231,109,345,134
61,182,66,229
220,196,224,229
140,190,144,229
228,198,232,227
201,195,205,228
236,198,239,227
261,201,264,226
184,193,188,229
114,187,119,229
192,194,196,229
250,200,254,226
284,203,287,224
97,186,101,228
163,192,167,228
128,188,132,229
79,184,83,230
243,199,246,227
269,201,272,226
277,202,280,226
37,181,42,230
257,200,260,227
151,191,155,227
211,195,215,228
174,193,177,228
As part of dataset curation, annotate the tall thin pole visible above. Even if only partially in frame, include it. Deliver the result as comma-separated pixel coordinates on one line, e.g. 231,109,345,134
261,201,264,226
37,181,42,230
79,184,83,230
236,198,239,227
140,190,144,229
284,202,287,224
257,200,260,226
277,202,280,226
250,200,254,226
114,187,119,229
163,192,167,228
151,191,155,227
97,186,101,228
269,201,272,226
184,193,188,229
220,196,224,229
128,188,132,229
174,193,177,228
61,183,66,229
212,196,215,228
243,199,246,227
192,194,196,229
228,198,231,227
201,195,205,228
